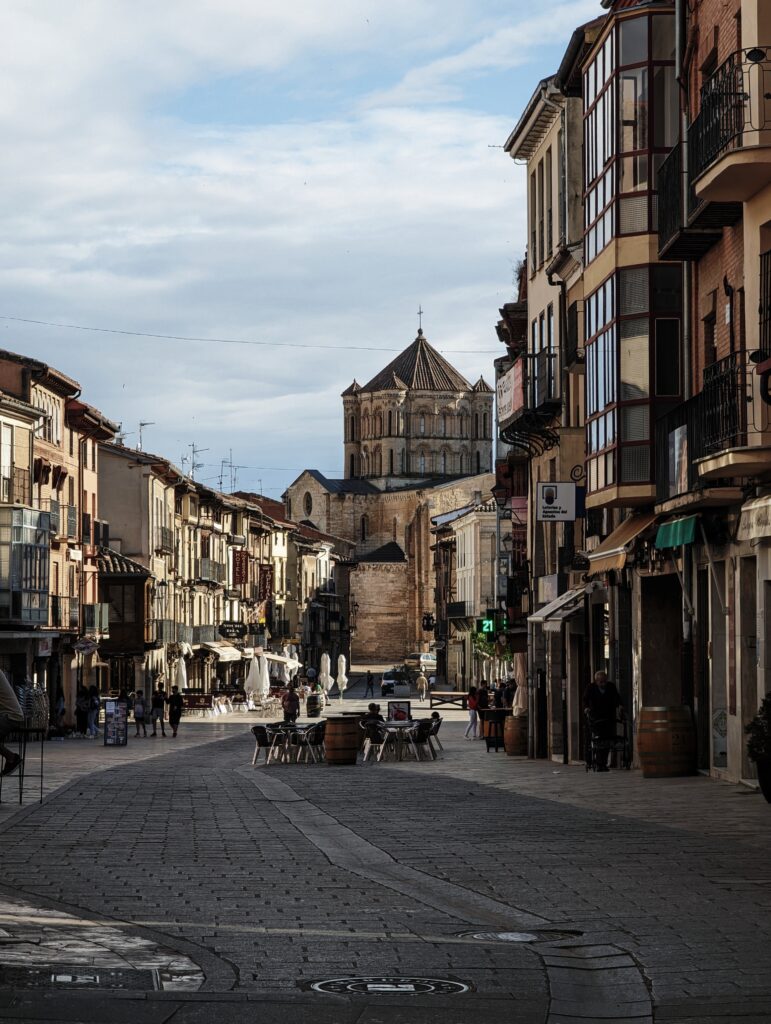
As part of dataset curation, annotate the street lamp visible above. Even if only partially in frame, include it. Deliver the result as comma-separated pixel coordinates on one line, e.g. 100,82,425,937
491,483,508,509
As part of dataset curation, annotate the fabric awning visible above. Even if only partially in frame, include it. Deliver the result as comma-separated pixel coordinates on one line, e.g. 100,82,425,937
654,515,698,549
587,513,658,574
528,588,584,629
737,493,771,542
202,641,242,662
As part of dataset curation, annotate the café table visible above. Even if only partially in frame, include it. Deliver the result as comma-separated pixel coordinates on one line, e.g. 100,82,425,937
267,722,314,763
382,719,416,762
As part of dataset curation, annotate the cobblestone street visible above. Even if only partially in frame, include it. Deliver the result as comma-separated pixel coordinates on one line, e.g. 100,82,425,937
0,711,769,1022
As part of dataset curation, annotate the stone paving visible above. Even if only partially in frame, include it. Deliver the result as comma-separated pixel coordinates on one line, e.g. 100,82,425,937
0,698,768,1021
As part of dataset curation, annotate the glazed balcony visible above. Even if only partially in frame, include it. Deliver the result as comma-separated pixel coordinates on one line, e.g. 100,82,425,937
692,47,771,203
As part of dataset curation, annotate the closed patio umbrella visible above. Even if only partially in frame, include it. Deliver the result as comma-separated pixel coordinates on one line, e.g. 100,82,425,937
176,656,187,690
319,653,332,700
512,652,528,717
244,655,260,692
336,654,348,702
258,655,271,700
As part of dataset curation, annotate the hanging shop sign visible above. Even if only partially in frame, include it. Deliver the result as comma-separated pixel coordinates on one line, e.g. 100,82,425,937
258,564,274,602
536,482,576,522
233,549,249,586
218,621,248,640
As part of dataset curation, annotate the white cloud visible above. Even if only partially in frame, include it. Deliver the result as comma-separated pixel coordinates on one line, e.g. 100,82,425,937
0,0,597,496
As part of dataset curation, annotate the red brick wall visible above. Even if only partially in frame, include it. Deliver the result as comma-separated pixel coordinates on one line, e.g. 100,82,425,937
686,0,742,112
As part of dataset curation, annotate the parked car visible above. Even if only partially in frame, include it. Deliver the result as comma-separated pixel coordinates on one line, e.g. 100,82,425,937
404,652,437,676
381,667,411,697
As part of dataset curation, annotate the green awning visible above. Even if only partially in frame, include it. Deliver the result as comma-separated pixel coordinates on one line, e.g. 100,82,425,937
654,515,698,549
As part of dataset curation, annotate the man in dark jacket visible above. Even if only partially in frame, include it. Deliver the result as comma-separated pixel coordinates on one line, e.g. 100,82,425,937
583,671,624,770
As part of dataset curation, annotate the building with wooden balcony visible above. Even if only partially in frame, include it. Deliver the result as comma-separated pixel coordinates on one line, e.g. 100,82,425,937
647,0,771,785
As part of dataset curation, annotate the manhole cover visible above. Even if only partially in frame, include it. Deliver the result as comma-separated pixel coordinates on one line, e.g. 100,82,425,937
310,976,471,995
459,929,584,943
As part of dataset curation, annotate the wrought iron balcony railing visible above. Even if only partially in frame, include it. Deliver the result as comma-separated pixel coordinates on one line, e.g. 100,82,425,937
156,525,175,554
691,47,771,180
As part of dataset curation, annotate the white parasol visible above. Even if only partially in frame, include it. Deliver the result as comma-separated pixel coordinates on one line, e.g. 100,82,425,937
258,654,272,700
244,655,260,692
319,653,333,698
175,656,187,690
336,654,348,702
512,652,528,718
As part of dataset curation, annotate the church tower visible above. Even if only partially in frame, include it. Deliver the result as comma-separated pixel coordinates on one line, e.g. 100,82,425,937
341,329,493,484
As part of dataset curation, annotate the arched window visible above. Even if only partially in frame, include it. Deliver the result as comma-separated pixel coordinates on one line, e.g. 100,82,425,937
349,415,356,441
376,449,382,476
419,452,426,475
476,450,481,474
483,413,489,438
375,413,382,437
440,451,447,475
349,453,355,478
419,414,425,435
387,410,393,436
440,414,446,437
360,515,368,542
392,517,397,541
401,449,406,473
363,414,370,439
474,413,479,439
389,449,394,475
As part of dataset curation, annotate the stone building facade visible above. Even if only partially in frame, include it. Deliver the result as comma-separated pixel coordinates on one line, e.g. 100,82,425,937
286,331,495,666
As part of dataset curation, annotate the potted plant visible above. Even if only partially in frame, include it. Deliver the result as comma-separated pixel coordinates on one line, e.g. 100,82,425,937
746,695,771,803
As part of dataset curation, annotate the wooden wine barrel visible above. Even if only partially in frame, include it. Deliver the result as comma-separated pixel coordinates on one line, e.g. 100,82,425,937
637,706,696,778
325,716,360,765
504,714,528,756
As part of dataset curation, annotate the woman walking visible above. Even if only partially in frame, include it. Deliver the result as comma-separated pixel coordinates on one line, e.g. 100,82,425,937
465,685,479,740
86,685,101,739
150,686,167,737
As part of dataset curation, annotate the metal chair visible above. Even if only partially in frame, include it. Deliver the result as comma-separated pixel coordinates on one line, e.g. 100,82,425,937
296,721,326,763
250,724,274,765
360,721,388,763
409,719,436,761
428,716,444,755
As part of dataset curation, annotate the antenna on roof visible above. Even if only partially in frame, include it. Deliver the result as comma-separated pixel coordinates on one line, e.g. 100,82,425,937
189,442,209,481
137,421,155,452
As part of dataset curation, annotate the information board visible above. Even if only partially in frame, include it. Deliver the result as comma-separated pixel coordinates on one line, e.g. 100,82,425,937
103,700,128,747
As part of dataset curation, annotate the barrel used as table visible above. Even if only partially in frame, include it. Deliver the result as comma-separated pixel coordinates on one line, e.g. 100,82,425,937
504,714,528,756
325,715,360,765
637,705,696,778
306,694,322,718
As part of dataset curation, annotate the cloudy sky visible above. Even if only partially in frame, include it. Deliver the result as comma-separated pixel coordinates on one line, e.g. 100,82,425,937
0,0,602,498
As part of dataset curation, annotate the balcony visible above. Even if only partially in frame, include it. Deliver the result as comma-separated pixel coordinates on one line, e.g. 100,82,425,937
192,624,218,644
447,600,472,618
154,618,176,642
51,595,78,631
82,602,110,634
529,348,560,411
156,526,175,555
657,353,771,489
657,140,740,260
692,47,771,203
0,468,31,506
196,557,226,585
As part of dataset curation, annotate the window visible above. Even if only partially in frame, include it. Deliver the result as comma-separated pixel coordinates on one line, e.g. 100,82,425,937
389,450,394,475
530,171,537,271
655,319,681,395
303,492,313,516
360,516,368,542
349,453,355,478
419,414,425,435
537,158,545,265
419,452,425,475
476,451,481,474
545,146,553,257
387,410,393,436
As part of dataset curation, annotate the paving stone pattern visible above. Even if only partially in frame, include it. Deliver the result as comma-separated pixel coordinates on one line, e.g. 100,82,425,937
0,714,768,1021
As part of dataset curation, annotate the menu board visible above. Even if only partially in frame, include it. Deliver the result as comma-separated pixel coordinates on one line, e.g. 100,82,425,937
103,700,128,747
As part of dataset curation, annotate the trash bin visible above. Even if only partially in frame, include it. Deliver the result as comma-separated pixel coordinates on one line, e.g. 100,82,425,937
306,694,322,718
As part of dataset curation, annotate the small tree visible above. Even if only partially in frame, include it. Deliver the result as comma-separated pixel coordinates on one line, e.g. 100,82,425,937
746,694,771,762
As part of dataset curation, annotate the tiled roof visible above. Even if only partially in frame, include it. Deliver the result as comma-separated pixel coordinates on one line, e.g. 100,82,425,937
97,548,151,577
361,330,471,394
472,376,494,393
357,541,406,563
304,470,381,495
341,379,362,397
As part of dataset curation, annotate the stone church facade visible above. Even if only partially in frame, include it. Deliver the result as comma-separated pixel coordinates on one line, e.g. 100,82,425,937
285,331,494,665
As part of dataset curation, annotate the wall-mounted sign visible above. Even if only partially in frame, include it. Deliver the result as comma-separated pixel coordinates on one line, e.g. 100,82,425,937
536,482,576,522
496,362,525,426
218,621,248,640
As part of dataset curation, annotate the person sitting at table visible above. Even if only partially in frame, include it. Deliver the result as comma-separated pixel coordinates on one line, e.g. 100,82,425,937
361,702,384,725
281,683,300,723
503,678,516,708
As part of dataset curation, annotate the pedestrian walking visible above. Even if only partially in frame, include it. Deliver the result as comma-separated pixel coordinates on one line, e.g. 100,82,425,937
0,670,23,776
150,686,167,737
133,690,147,737
86,685,101,739
464,685,479,740
476,681,490,740
75,685,89,737
364,670,374,698
583,671,624,771
416,672,428,703
281,683,300,723
168,685,183,738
